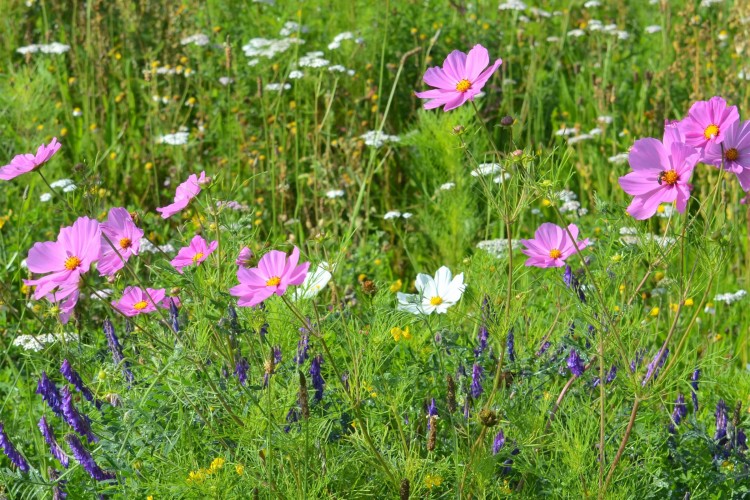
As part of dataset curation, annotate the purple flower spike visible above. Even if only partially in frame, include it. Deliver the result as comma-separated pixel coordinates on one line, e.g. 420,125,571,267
294,332,310,365
471,363,484,398
104,319,134,384
235,356,249,386
690,369,700,413
0,422,30,472
506,329,516,363
60,360,101,410
492,429,505,455
427,398,438,429
668,394,687,434
715,399,728,442
37,372,64,417
60,386,98,443
49,468,67,499
39,416,69,468
65,434,115,482
310,354,325,402
567,349,585,377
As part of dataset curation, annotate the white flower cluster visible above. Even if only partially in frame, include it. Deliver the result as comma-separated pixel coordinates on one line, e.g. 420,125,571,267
242,37,305,62
384,210,413,220
139,238,175,254
360,131,400,148
265,83,291,92
476,238,522,258
619,227,675,247
557,189,588,216
13,332,78,352
715,290,747,305
499,0,527,10
567,128,601,145
608,152,629,164
17,42,70,55
50,179,77,192
325,189,345,199
180,33,210,46
157,131,189,145
299,51,330,68
569,20,629,40
329,31,362,50
279,21,309,37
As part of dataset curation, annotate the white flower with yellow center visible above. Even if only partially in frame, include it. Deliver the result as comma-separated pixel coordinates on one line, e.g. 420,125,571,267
293,262,333,301
397,266,465,315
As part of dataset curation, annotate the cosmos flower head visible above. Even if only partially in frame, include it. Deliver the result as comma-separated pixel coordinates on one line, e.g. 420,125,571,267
618,137,700,220
111,286,168,317
230,246,310,307
520,223,591,268
677,96,739,150
397,266,466,315
292,262,332,301
156,171,208,219
415,44,502,111
0,138,61,181
702,119,750,190
170,235,218,273
98,207,143,277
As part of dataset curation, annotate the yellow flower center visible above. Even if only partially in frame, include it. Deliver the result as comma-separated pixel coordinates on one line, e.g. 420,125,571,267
704,124,719,140
725,148,739,161
64,256,81,270
661,170,679,185
192,252,204,263
549,249,562,259
430,296,443,306
266,276,281,287
119,237,132,249
455,79,472,93
133,300,148,310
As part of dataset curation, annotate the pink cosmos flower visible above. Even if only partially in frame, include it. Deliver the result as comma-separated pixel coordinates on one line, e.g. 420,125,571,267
415,44,502,111
24,217,101,300
156,171,208,219
170,234,218,273
521,223,591,268
98,207,144,277
703,119,750,191
677,96,739,150
0,138,61,180
236,247,253,267
230,246,310,307
111,287,166,316
618,137,700,220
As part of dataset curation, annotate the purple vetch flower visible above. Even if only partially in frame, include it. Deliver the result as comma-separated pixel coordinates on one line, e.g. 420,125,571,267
60,360,101,410
37,372,64,417
103,319,134,384
310,354,325,402
427,398,438,429
60,386,98,443
65,434,115,481
258,321,268,339
690,369,700,413
284,406,300,433
463,395,472,420
474,325,489,358
641,349,669,386
235,356,249,386
563,265,586,302
0,422,30,472
536,341,551,357
629,349,646,373
294,332,309,365
49,467,67,500
715,399,728,442
737,429,747,451
492,429,505,455
567,349,585,377
169,298,180,332
39,416,69,467
273,345,283,365
471,363,484,398
668,394,687,434
605,365,617,384
502,445,520,475
227,304,240,334
506,329,516,363
341,371,350,392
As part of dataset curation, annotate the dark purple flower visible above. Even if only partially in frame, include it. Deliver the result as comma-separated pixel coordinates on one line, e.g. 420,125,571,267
502,446,520,475
567,349,585,377
629,349,646,373
37,372,64,417
341,371,350,392
310,354,325,402
715,399,728,442
605,365,617,384
294,333,309,365
641,348,669,386
563,265,586,302
492,429,505,455
427,398,438,429
284,406,300,433
0,422,29,472
737,429,747,451
668,394,687,434
463,396,472,420
227,305,240,334
65,434,115,481
471,363,484,398
258,321,268,339
169,298,180,332
39,416,69,467
60,386,98,443
506,329,516,363
104,319,134,384
474,326,489,358
234,356,249,386
49,467,67,500
536,341,551,357
690,369,700,413
60,360,100,410
273,345,283,364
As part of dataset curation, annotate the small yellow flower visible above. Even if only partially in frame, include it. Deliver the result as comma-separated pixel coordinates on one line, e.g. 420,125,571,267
654,272,665,282
670,303,679,313
649,307,660,317
684,298,694,307
541,198,552,207
425,474,443,489
613,305,620,312
618,284,626,293
209,457,225,473
391,326,411,342
389,279,402,293
147,496,153,500
109,152,116,160
235,464,244,475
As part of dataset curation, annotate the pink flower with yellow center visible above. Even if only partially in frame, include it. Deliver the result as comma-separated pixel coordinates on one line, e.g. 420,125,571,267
111,287,167,317
677,96,739,150
170,234,218,274
702,119,750,191
156,171,208,219
521,223,591,268
415,44,502,111
229,246,310,307
0,138,61,181
99,207,144,277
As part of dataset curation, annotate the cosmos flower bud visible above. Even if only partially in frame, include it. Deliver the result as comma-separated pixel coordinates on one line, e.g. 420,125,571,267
0,422,29,472
479,409,498,427
399,478,410,500
500,115,514,127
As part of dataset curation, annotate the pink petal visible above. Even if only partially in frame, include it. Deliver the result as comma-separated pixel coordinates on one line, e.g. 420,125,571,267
464,44,490,82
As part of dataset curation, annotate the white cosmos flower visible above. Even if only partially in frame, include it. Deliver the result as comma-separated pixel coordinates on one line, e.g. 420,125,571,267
293,262,332,300
397,266,465,315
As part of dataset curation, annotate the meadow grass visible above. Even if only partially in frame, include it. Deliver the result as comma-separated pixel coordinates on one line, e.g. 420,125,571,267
1,0,750,498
